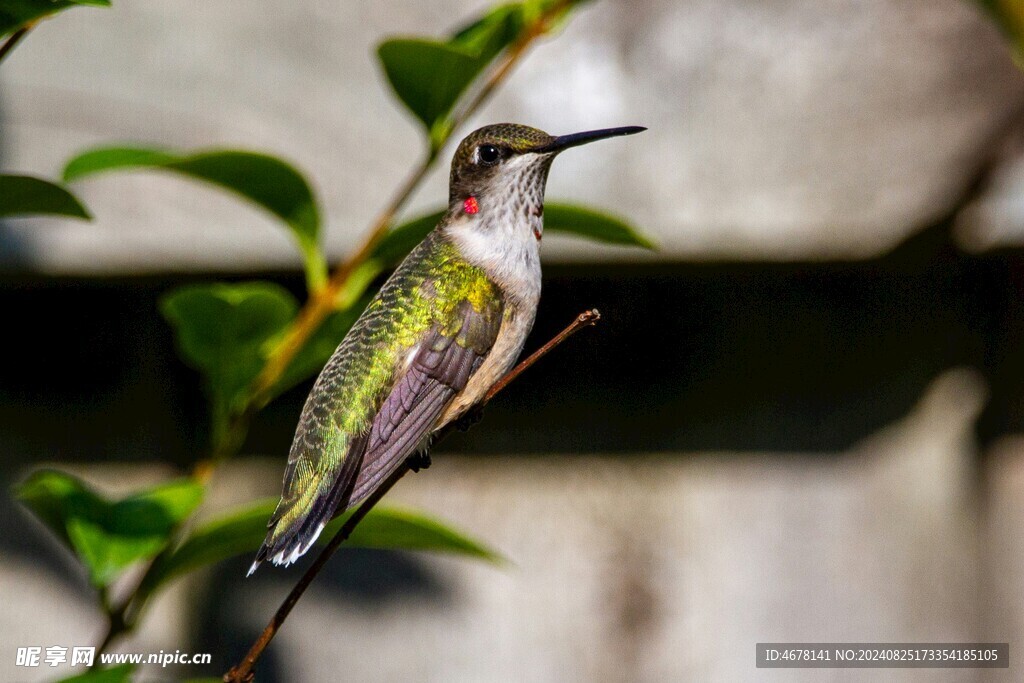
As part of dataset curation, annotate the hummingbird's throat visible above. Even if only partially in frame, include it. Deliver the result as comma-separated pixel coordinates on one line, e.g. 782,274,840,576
463,194,540,241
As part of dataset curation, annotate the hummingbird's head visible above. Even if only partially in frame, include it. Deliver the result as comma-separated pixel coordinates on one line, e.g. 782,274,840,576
447,123,645,230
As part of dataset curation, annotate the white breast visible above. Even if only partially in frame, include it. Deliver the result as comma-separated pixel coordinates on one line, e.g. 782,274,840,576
440,208,543,423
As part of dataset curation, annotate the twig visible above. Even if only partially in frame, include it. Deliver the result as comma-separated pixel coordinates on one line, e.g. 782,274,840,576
0,24,34,66
484,309,599,402
223,308,602,683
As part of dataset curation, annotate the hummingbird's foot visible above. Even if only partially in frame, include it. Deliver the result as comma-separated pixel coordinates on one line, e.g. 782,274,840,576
454,404,485,432
407,450,432,472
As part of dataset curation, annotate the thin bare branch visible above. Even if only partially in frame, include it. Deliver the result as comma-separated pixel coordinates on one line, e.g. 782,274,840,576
485,308,599,402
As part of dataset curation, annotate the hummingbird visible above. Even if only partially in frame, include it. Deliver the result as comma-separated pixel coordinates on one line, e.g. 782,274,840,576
250,123,644,573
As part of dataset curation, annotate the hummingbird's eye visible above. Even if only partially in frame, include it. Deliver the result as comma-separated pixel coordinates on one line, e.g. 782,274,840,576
477,144,501,165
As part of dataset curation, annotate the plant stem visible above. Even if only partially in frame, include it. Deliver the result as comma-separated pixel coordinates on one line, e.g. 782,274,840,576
92,609,125,663
0,24,34,65
223,308,601,683
91,585,128,665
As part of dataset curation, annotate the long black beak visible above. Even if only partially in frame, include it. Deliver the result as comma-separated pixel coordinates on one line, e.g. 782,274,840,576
535,126,646,154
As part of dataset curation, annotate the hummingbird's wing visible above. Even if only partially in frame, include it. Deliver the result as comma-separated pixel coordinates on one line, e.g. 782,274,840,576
345,307,487,507
250,233,503,572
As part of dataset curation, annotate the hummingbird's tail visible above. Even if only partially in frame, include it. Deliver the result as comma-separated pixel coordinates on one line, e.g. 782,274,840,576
247,437,366,576
246,494,329,576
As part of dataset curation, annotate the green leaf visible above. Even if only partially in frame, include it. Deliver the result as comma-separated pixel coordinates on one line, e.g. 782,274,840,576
63,148,177,179
346,505,501,559
63,147,326,291
137,499,501,598
0,0,109,38
449,3,525,58
0,174,90,220
377,4,524,138
377,40,482,138
57,664,134,683
543,204,655,248
160,282,298,438
15,470,203,587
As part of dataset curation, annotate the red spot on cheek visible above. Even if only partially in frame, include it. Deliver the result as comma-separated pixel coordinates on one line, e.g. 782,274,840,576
463,196,479,214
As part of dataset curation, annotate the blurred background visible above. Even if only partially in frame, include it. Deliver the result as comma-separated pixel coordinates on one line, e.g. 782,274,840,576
4,0,1024,681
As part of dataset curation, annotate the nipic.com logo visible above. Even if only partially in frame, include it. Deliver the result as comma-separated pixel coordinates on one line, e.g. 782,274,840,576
15,645,211,669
